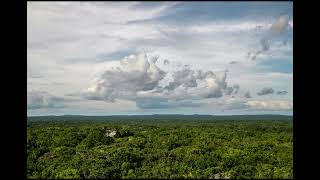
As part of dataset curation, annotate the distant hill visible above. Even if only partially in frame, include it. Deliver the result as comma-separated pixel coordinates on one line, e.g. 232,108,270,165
27,114,293,121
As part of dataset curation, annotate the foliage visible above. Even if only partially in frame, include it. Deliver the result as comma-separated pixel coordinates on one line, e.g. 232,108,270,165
27,117,293,179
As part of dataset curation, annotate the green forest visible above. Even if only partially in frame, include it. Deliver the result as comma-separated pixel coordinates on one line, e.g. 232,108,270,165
27,116,293,179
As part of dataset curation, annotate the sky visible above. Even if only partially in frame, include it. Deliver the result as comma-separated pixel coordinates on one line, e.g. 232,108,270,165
27,2,293,116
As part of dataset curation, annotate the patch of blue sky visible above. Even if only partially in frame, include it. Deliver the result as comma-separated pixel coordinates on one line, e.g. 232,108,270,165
64,49,137,63
95,49,137,62
129,2,293,25
257,58,293,74
130,1,176,10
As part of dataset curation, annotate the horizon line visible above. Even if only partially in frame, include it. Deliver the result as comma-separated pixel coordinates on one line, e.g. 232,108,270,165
27,114,293,117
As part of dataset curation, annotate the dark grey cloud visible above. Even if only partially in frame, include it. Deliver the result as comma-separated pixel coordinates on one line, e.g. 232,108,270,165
224,84,240,96
277,90,288,95
257,87,274,96
27,91,66,109
203,90,223,99
229,61,238,64
163,59,170,65
244,91,252,98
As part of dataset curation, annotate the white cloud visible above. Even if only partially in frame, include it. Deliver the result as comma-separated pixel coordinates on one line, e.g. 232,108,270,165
83,53,166,102
81,53,236,108
289,20,293,29
27,2,293,115
190,21,272,33
251,15,291,60
245,100,293,110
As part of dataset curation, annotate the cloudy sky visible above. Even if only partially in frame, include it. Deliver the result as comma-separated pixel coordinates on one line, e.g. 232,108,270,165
27,2,293,116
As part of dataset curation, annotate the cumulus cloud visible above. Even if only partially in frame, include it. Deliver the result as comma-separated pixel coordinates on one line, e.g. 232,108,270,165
196,70,228,98
164,67,200,91
277,90,288,95
244,91,252,98
257,87,274,96
83,53,166,102
251,15,290,60
82,53,232,108
224,84,240,96
27,91,66,109
163,67,228,95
